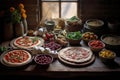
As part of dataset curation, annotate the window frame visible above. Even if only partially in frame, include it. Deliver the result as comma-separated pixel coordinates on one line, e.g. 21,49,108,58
39,0,80,21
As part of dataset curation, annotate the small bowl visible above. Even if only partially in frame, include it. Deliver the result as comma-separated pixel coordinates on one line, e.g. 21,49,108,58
85,19,104,29
66,38,81,45
65,18,83,32
88,40,105,52
45,20,55,32
82,32,98,44
99,49,116,63
100,34,120,52
44,41,62,51
66,31,82,45
34,54,53,67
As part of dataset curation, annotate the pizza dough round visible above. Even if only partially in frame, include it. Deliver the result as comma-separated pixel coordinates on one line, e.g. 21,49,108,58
3,50,32,66
13,36,41,49
58,47,93,63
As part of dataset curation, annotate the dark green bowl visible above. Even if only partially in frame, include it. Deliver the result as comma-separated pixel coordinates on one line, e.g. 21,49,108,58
100,34,120,51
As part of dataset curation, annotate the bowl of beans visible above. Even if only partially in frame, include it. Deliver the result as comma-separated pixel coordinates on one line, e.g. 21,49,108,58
34,54,53,67
88,40,105,52
99,49,116,63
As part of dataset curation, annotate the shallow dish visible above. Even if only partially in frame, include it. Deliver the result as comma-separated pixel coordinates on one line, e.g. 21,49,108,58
85,19,104,29
11,36,44,50
0,49,33,67
100,34,120,51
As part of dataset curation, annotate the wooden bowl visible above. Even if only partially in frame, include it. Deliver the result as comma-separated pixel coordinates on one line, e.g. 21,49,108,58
82,32,98,44
66,31,82,45
99,49,116,63
34,54,53,67
66,38,81,45
88,40,105,52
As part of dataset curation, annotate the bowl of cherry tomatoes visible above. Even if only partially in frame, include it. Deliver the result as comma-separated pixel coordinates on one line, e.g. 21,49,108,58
88,40,105,52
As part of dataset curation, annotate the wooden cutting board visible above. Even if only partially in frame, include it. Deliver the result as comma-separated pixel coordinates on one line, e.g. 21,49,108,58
58,54,95,67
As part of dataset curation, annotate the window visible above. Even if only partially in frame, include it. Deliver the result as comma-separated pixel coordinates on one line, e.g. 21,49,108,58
39,0,79,21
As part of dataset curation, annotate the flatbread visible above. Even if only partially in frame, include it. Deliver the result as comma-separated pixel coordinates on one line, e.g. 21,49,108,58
58,47,93,63
3,50,32,66
14,36,41,49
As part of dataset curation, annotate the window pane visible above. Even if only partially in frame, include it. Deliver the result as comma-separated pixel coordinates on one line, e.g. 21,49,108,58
42,2,59,20
41,0,59,1
42,0,77,1
61,0,78,1
61,2,77,19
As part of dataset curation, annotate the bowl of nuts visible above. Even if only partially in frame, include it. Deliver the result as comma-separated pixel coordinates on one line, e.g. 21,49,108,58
99,49,116,63
82,32,98,44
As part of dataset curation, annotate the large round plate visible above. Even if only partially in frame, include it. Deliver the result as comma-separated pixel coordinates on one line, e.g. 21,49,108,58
10,36,44,50
58,54,95,67
0,49,33,67
58,47,95,67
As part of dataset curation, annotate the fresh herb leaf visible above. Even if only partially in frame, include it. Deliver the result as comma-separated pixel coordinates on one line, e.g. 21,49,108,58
32,37,39,43
67,31,82,40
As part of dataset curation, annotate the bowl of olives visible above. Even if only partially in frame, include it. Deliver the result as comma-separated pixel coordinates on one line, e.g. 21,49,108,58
34,54,53,67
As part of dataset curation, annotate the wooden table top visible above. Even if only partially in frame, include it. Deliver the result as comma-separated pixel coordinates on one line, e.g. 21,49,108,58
0,40,120,79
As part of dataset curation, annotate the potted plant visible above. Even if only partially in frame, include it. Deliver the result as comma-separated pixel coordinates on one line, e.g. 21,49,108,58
9,3,27,37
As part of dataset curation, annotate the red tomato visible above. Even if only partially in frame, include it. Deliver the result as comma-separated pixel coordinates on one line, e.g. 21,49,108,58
45,33,51,38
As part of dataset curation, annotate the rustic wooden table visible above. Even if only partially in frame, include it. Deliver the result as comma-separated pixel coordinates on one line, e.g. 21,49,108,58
0,40,120,79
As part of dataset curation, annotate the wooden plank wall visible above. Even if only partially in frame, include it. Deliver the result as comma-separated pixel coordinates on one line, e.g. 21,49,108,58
1,0,120,29
1,0,120,43
0,0,40,30
80,0,120,22
21,0,40,30
11,0,40,30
